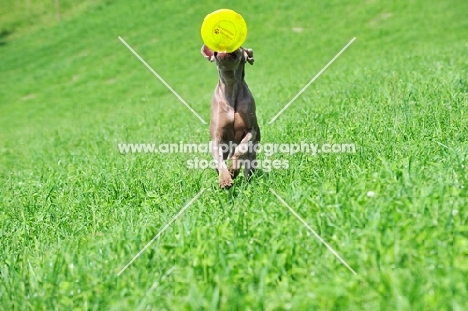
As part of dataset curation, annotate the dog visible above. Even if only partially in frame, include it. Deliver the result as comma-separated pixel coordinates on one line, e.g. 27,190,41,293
201,45,260,189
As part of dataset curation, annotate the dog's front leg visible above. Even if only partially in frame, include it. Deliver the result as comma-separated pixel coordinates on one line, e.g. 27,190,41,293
211,139,233,189
228,131,255,179
243,140,258,179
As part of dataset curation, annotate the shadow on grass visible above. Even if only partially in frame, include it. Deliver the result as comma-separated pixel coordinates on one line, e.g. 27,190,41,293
214,169,272,201
0,29,13,46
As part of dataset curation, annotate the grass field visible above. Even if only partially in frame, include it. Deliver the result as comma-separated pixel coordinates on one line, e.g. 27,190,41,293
1,0,468,310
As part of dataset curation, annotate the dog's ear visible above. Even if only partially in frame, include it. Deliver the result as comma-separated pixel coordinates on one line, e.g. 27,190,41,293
201,45,215,62
243,47,254,65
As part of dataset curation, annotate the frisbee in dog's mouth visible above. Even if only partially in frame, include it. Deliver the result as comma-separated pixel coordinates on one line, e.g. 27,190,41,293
201,9,247,53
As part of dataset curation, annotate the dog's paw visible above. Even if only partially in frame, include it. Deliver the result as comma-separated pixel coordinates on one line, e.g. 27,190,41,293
228,167,240,179
228,160,241,179
219,170,233,189
219,177,233,189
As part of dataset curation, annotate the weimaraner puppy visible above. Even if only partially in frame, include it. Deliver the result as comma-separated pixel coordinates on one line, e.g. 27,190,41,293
201,45,261,189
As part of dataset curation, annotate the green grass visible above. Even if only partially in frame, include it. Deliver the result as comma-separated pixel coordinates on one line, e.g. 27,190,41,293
1,0,468,310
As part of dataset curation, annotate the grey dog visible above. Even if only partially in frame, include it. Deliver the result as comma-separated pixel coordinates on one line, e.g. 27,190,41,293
201,45,261,189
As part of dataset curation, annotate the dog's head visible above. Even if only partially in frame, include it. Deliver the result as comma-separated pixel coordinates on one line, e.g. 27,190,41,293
201,45,254,70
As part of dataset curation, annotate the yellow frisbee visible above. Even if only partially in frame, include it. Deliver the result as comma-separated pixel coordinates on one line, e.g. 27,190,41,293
201,9,247,53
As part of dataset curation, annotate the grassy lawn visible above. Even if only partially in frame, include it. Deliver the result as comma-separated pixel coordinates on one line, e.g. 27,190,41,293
1,0,467,310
